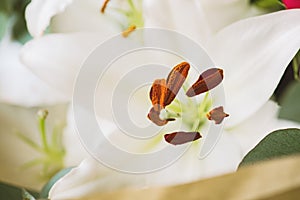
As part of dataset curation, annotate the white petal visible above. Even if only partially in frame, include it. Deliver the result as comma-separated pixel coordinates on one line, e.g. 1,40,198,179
49,157,145,200
0,103,67,190
50,0,123,33
228,100,300,156
207,10,300,126
143,0,212,46
25,0,73,37
63,107,92,167
200,0,265,32
21,32,107,97
146,132,242,187
0,39,68,106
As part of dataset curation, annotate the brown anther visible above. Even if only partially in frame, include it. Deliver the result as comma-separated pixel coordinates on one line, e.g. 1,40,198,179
100,0,110,13
206,106,229,124
150,79,167,112
149,62,190,110
164,131,202,145
122,25,136,37
186,68,223,97
147,107,175,126
148,62,190,126
165,62,190,106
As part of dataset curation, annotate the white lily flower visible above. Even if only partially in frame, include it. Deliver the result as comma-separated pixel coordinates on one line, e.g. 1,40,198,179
0,103,67,190
20,0,300,199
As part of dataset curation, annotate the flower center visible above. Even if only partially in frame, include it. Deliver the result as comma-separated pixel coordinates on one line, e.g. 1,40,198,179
163,92,212,132
100,0,144,37
147,62,229,146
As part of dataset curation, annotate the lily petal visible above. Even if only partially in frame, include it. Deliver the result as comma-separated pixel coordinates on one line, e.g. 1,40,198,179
200,0,265,32
50,0,123,33
0,39,68,106
21,32,108,98
207,10,300,126
25,0,73,37
143,0,264,46
49,157,145,200
143,0,212,46
229,100,300,156
62,106,90,167
50,132,241,199
145,132,242,187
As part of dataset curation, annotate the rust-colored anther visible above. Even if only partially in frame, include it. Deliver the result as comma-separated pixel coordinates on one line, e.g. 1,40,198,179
100,0,110,13
147,107,175,126
186,68,223,97
148,62,190,126
122,25,137,37
150,79,167,112
206,106,229,124
164,131,202,145
165,62,190,106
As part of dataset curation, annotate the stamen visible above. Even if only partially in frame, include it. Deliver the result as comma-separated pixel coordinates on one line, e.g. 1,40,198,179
186,68,223,97
149,62,190,110
122,25,137,37
206,106,229,124
164,131,202,145
100,0,110,13
150,79,167,112
165,62,190,106
147,108,175,126
147,62,190,126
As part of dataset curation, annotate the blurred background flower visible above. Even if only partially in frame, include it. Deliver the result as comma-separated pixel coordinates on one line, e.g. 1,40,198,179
0,0,68,191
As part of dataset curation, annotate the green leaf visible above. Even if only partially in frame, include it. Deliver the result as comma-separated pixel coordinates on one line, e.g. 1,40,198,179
239,129,300,168
251,0,286,11
0,182,39,200
279,82,300,123
40,167,73,199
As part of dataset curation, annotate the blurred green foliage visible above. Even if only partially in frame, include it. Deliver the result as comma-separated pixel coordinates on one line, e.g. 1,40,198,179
0,182,38,200
0,0,31,43
251,0,286,11
279,82,300,123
